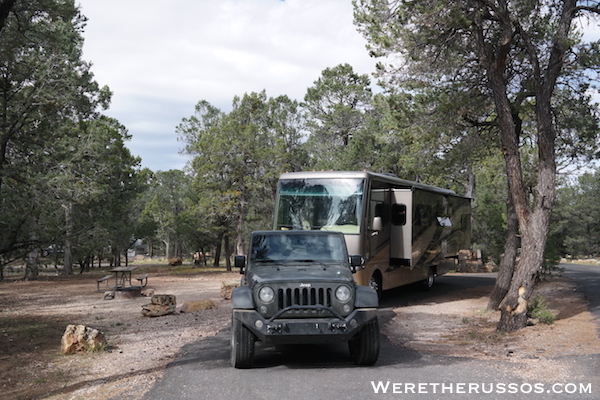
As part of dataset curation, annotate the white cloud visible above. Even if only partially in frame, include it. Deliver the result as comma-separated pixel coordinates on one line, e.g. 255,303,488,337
78,0,377,171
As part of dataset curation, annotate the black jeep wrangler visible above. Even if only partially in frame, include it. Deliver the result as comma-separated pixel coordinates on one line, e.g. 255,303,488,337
230,230,379,368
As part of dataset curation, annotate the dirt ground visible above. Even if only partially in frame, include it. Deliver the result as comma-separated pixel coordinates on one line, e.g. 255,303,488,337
1,266,599,400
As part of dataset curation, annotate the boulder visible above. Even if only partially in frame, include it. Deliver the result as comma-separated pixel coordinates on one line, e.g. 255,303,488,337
465,260,483,272
168,258,183,266
61,324,106,354
115,288,141,299
221,281,239,300
141,294,176,317
151,294,176,306
483,260,497,273
181,299,218,313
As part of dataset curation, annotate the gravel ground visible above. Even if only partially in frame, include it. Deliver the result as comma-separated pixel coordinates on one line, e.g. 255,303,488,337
1,270,599,400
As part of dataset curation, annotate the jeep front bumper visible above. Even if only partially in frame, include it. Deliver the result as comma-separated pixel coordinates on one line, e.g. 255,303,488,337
232,307,378,345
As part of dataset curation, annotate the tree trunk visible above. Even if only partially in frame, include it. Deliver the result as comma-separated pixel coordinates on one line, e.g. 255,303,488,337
473,2,560,330
487,196,518,310
213,234,222,267
236,192,247,256
497,117,556,331
200,246,207,266
163,239,170,261
498,208,552,329
224,233,232,272
25,248,39,281
62,202,74,275
25,219,39,280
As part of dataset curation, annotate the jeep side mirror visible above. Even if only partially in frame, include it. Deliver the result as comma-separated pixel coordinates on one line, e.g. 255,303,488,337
234,255,246,274
349,255,364,273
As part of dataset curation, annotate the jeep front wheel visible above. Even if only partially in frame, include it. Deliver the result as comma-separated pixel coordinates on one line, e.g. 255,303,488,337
348,318,380,365
231,317,255,368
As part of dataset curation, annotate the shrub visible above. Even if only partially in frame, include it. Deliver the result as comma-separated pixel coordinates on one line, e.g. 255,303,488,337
528,295,556,324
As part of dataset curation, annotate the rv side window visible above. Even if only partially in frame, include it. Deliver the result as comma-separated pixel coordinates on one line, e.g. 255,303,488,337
392,203,407,226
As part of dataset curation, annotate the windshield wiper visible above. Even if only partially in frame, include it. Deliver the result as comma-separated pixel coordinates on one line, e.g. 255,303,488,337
292,259,333,269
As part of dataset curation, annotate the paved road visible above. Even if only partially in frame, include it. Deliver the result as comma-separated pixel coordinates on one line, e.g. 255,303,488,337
144,265,600,400
561,263,600,335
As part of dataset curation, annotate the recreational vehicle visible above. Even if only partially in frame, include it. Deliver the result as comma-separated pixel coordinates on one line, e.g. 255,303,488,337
273,171,472,295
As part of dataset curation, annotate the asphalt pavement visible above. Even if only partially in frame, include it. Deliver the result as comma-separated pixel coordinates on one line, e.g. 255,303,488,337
143,264,600,400
561,263,600,335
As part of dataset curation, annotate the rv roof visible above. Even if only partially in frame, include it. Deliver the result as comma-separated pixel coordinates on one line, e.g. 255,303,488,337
279,171,464,198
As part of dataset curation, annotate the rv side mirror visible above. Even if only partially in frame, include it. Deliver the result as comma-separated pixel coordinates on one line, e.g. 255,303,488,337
234,255,246,274
349,255,364,273
372,216,383,232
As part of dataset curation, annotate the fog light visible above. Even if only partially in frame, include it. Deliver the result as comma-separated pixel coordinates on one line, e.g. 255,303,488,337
349,319,358,328
255,320,264,329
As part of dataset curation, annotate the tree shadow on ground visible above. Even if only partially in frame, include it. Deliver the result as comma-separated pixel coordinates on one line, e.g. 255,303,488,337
379,273,497,309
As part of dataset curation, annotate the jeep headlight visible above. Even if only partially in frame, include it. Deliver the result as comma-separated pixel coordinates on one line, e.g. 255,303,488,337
335,285,351,302
258,286,275,303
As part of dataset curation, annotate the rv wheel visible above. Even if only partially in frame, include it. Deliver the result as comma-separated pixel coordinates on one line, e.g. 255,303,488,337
423,267,435,291
369,273,382,299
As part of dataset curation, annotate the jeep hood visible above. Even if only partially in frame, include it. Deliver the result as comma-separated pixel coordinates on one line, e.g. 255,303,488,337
247,264,354,286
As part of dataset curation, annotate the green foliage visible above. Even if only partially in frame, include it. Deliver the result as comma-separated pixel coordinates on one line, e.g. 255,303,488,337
550,169,600,258
527,295,556,325
5,0,600,280
178,91,305,256
0,1,145,276
141,170,193,259
303,63,372,168
471,155,508,262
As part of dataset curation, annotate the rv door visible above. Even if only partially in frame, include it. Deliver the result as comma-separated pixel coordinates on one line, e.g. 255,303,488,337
390,189,412,268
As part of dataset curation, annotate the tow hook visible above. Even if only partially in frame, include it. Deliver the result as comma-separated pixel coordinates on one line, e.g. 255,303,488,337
267,323,284,333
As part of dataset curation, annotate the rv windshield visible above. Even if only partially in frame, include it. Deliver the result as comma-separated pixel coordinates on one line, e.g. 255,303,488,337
275,178,364,234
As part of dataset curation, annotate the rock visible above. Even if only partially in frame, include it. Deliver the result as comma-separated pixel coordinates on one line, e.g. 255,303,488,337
151,294,176,306
115,288,141,299
181,299,218,313
61,324,106,354
483,260,497,272
141,303,176,317
141,294,176,317
168,257,182,266
141,288,155,297
465,260,483,273
103,290,115,300
221,281,239,300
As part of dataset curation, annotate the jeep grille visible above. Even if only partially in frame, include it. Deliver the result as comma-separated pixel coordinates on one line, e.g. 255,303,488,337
278,287,332,309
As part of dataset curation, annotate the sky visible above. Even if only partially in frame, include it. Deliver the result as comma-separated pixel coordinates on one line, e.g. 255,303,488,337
77,0,379,172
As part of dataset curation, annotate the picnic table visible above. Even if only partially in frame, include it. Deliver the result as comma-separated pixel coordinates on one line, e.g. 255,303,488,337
96,266,149,292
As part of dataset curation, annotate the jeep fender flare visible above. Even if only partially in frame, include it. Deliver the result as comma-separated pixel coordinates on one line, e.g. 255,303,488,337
231,286,255,309
355,285,378,308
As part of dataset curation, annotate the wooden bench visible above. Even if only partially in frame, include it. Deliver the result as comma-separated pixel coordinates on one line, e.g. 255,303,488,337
136,273,149,288
97,275,114,292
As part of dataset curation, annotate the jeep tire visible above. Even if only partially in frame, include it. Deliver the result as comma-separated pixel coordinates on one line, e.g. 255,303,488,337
348,318,380,365
231,317,255,368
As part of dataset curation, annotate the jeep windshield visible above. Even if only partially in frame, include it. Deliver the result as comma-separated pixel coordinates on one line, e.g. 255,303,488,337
250,233,347,264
